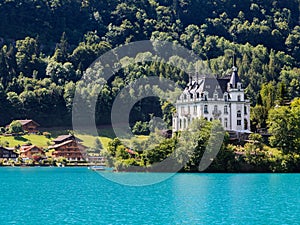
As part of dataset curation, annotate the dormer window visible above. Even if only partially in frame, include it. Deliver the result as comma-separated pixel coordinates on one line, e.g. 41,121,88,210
204,93,208,101
237,83,241,90
190,93,193,99
214,93,218,100
197,93,200,99
224,93,228,101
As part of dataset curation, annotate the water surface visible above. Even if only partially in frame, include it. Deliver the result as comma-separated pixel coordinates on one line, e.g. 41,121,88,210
1,168,299,224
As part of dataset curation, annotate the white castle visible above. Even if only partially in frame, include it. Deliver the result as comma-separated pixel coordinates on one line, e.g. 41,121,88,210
172,66,251,133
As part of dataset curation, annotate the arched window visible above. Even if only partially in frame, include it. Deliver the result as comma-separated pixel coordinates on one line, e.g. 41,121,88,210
237,83,241,90
224,118,228,128
224,105,228,114
204,93,208,101
237,110,241,118
179,119,182,129
244,106,247,115
214,93,218,100
204,105,208,114
224,93,228,101
244,119,248,130
237,95,241,101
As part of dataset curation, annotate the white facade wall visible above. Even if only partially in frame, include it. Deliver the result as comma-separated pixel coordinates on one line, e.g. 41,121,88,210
173,82,251,132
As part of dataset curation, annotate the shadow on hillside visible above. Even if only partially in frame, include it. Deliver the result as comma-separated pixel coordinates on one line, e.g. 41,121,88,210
14,136,28,142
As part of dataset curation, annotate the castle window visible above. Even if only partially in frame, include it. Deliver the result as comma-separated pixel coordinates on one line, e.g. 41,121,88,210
237,83,241,90
237,95,241,101
244,106,247,115
224,105,228,114
204,105,208,114
214,105,218,111
179,119,182,129
237,110,241,118
244,119,248,130
197,93,200,99
204,93,208,101
184,94,187,100
193,105,197,114
224,93,228,101
224,118,228,128
237,120,241,125
190,93,193,99
210,118,213,121
214,93,218,100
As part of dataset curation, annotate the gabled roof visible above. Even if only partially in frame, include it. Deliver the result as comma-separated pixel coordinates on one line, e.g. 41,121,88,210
183,76,230,99
49,139,86,149
53,134,74,142
49,140,74,149
17,120,40,126
0,146,15,152
20,145,42,153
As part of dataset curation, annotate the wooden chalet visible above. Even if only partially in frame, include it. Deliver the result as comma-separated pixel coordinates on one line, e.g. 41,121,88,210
49,134,86,161
0,146,19,160
19,120,40,133
7,120,40,133
19,145,45,160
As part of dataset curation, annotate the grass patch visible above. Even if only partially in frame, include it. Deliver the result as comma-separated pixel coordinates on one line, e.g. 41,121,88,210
0,134,51,147
0,127,145,150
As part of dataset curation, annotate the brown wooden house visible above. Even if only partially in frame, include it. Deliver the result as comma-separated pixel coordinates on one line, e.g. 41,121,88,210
19,145,45,160
49,134,86,161
19,120,40,133
8,120,40,133
0,146,19,160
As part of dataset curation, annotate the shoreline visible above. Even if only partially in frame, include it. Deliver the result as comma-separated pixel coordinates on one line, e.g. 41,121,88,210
2,165,300,173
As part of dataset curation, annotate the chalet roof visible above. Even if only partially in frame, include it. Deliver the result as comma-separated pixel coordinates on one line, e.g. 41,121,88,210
20,145,42,153
53,134,74,142
0,146,15,151
49,140,74,149
49,139,86,149
52,134,82,143
17,119,40,126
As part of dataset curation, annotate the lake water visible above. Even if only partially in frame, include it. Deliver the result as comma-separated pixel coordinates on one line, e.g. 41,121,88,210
1,168,300,224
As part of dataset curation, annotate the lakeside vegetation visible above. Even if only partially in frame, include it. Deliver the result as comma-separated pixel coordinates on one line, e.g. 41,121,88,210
0,0,299,171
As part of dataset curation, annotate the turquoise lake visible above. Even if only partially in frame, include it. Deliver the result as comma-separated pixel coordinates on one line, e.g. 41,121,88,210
1,168,300,225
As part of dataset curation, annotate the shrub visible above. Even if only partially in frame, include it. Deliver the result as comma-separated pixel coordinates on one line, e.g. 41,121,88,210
132,121,150,135
8,121,24,134
43,132,51,139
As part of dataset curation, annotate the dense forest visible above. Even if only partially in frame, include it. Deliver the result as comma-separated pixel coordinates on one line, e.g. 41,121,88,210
0,0,299,132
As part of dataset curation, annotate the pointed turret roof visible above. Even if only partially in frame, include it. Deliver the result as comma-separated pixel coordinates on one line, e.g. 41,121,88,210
229,66,240,88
